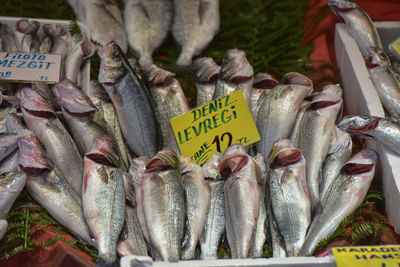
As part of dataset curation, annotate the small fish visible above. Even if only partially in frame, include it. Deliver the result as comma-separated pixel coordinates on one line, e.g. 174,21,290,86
298,149,377,256
0,150,18,175
82,137,125,266
0,23,18,52
0,92,19,121
14,19,40,53
0,170,26,220
338,114,400,155
0,134,19,162
65,40,97,86
250,73,278,120
172,0,219,67
124,0,172,67
193,57,220,107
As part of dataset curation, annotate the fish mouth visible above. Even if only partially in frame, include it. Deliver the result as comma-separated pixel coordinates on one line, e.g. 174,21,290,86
271,149,302,168
364,56,380,69
81,40,97,59
21,88,57,119
16,19,39,34
219,155,249,179
86,153,117,167
346,118,381,138
253,78,278,89
154,76,174,88
18,165,51,177
341,163,374,175
281,72,312,88
230,75,253,84
145,158,173,173
86,137,119,167
308,100,341,111
208,73,219,84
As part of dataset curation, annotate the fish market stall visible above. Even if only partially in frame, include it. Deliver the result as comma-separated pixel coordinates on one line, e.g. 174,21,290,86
0,0,400,267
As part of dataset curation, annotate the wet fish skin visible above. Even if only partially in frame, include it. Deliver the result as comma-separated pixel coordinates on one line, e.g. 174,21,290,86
65,40,97,86
0,150,18,175
82,137,125,265
327,0,382,56
319,127,352,203
289,101,310,141
14,19,40,53
0,220,7,241
141,149,185,261
172,0,219,67
338,114,400,155
193,57,220,107
18,133,95,246
291,84,343,213
298,149,377,256
124,0,172,67
180,156,211,260
268,139,311,257
0,23,18,52
20,87,83,195
220,144,260,258
0,92,18,121
98,41,160,157
0,171,26,220
31,83,59,111
250,73,278,120
0,133,19,162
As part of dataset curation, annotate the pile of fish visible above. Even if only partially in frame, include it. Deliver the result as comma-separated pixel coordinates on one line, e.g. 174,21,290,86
66,0,220,68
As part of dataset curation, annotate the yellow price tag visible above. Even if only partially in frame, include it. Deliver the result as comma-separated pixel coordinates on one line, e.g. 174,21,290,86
170,90,260,165
390,37,400,57
332,246,400,267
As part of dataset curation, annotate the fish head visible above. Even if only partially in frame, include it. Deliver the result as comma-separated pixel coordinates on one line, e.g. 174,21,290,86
52,78,96,117
5,113,26,134
85,137,120,168
269,138,304,169
327,0,358,18
42,23,68,38
80,39,98,59
15,19,40,34
98,41,126,87
192,57,220,84
144,64,175,88
129,156,150,184
0,91,18,109
20,87,57,119
253,73,279,90
202,152,223,181
340,149,377,175
17,132,53,176
281,72,313,94
145,149,179,173
219,153,250,179
328,127,352,154
338,115,381,139
220,49,254,84
308,84,343,111
365,47,390,69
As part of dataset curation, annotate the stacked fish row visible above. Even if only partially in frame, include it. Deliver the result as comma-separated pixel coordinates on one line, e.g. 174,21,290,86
67,0,220,68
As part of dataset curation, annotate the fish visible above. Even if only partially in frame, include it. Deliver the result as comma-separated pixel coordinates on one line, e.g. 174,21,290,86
0,170,26,220
141,149,185,261
327,0,382,56
256,72,312,164
298,149,377,256
14,19,40,53
291,84,343,213
268,139,311,257
192,57,220,107
0,80,16,96
172,0,219,67
319,127,352,203
39,34,53,54
144,65,190,153
18,133,95,246
20,87,83,195
65,40,97,86
82,137,126,266
250,73,278,120
220,144,260,258
0,23,18,52
364,47,400,120
124,0,172,67
338,114,400,155
31,83,59,111
180,156,211,260
0,220,7,241
0,133,19,162
87,80,130,170
67,0,128,52
289,101,310,141
98,41,160,157
52,78,109,156
42,23,70,56
199,152,225,260
213,49,254,107
129,156,151,244
0,150,18,175
0,92,18,121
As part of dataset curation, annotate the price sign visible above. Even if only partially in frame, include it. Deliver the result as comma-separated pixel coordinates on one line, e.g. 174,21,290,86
0,52,61,83
170,90,260,165
332,246,400,267
389,36,400,61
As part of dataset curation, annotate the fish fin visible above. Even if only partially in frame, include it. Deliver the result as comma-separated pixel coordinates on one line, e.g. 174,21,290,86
96,258,119,267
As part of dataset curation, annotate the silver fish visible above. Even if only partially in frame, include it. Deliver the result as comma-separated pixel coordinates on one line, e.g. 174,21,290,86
52,78,109,156
124,0,172,67
172,0,219,67
193,57,220,107
0,150,18,175
82,137,125,265
141,149,185,261
250,73,278,120
0,170,26,220
40,35,53,54
0,133,19,162
180,156,211,260
327,0,382,56
18,133,95,246
298,149,377,256
289,101,310,141
31,83,59,111
268,139,311,257
20,87,83,195
213,49,254,107
364,47,400,120
319,127,352,203
144,65,190,153
98,41,160,157
0,23,18,52
291,84,343,213
256,72,312,163
42,23,70,56
0,220,7,241
0,92,18,121
338,114,400,155
67,0,128,52
14,19,40,53
65,40,97,86
220,144,260,258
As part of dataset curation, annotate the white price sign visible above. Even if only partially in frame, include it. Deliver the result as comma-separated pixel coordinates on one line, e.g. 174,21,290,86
0,52,61,83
